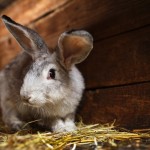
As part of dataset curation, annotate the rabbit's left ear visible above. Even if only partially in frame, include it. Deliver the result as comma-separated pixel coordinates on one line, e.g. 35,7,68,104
1,15,50,59
58,30,93,69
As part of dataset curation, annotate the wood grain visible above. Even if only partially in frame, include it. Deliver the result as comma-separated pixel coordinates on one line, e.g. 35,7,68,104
33,0,150,47
0,0,69,40
77,82,150,129
0,26,150,88
0,0,149,43
79,26,150,88
0,0,15,10
0,0,150,87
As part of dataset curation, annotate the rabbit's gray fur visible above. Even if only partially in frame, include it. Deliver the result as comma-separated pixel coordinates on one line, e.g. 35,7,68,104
0,15,93,132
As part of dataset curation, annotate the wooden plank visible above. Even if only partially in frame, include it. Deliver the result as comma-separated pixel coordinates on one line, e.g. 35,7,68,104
0,0,69,40
0,0,15,10
33,0,150,47
77,82,150,129
0,0,150,87
0,38,20,69
78,26,150,88
0,26,150,88
0,0,150,43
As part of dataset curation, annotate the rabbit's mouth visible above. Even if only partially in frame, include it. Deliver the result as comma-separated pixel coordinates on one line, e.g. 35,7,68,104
22,101,43,108
21,96,45,107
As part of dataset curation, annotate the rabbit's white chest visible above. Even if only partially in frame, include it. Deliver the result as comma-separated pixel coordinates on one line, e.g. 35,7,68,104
41,98,77,118
18,99,75,120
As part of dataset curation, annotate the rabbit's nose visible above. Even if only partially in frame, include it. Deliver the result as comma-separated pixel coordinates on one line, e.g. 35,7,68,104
21,96,31,103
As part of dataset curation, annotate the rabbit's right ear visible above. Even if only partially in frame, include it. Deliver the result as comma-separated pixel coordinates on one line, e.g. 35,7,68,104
57,30,93,69
1,15,50,59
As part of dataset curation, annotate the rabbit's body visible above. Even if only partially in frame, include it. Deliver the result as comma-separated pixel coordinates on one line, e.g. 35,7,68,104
0,51,84,131
0,15,93,132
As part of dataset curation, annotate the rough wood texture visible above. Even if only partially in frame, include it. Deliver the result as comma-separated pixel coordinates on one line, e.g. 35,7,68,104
33,0,150,46
0,0,69,68
0,0,150,46
0,0,15,10
77,82,150,129
79,26,150,88
0,0,150,88
1,0,150,41
1,26,149,88
0,0,69,39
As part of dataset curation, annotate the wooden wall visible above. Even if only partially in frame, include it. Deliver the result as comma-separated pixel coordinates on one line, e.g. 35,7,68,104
0,0,150,129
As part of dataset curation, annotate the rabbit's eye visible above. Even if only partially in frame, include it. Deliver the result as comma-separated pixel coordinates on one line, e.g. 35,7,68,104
47,68,55,79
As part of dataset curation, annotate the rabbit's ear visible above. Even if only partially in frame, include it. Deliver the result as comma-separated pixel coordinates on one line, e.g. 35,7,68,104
1,15,50,59
58,30,93,69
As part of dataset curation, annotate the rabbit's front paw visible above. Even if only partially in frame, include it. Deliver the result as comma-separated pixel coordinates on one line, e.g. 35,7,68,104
52,119,65,132
64,120,76,132
52,119,76,132
9,120,25,131
8,120,31,131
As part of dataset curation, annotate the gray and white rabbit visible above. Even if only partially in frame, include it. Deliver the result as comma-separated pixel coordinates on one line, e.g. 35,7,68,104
0,15,93,132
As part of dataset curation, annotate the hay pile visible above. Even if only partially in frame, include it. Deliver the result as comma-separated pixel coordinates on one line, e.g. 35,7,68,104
0,122,149,150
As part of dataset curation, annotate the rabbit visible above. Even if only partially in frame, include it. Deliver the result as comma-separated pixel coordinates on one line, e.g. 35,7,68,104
0,15,93,132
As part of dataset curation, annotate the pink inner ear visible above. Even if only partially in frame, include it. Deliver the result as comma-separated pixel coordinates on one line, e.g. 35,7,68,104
62,35,91,60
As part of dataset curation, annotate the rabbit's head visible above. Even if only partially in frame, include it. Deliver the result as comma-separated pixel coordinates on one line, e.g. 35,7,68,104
2,15,93,107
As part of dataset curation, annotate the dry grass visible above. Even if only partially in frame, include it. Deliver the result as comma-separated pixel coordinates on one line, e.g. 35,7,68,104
0,122,149,150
